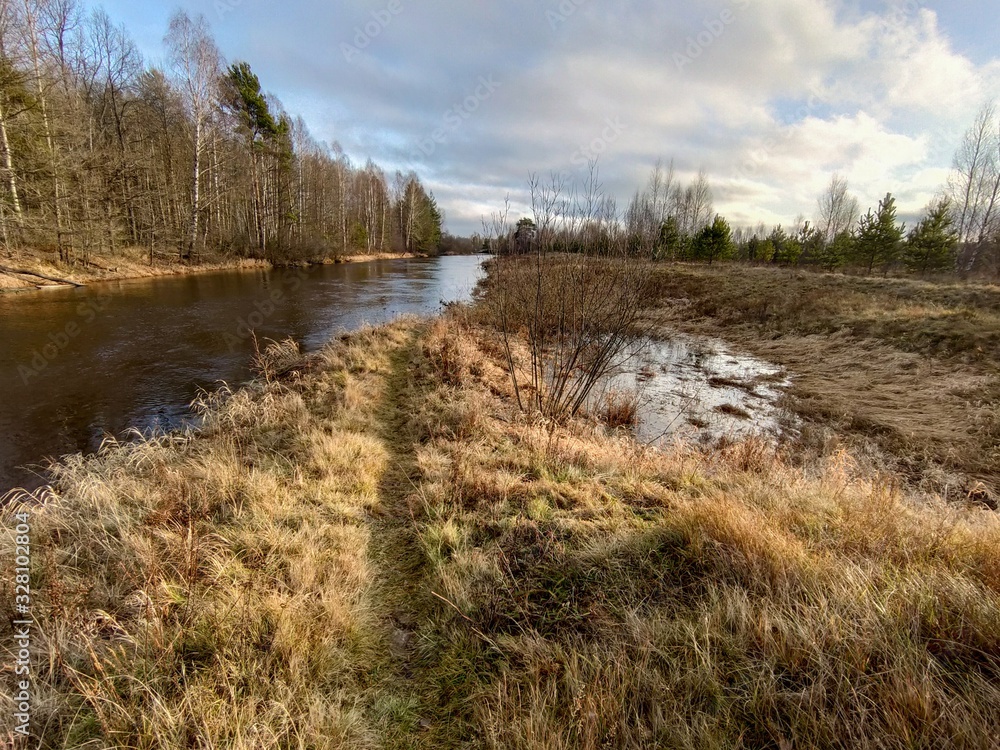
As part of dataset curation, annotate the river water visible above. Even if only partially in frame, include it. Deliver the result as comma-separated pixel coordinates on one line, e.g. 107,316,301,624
0,255,487,493
0,254,793,495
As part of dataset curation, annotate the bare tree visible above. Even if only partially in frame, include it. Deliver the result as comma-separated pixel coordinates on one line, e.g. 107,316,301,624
671,168,713,237
165,10,220,260
949,102,1000,272
0,0,28,242
482,162,651,422
816,173,859,243
625,159,676,255
19,0,71,258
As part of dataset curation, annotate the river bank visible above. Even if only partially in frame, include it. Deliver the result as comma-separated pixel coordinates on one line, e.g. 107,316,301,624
3,311,999,747
0,248,426,294
0,254,484,494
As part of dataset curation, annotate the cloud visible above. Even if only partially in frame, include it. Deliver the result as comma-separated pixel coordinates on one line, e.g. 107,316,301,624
101,0,1000,234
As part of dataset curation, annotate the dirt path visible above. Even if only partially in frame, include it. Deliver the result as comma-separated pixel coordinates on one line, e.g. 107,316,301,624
363,326,458,747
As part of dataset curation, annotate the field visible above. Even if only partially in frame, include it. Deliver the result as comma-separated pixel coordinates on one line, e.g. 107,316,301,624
3,284,1000,747
646,264,1000,505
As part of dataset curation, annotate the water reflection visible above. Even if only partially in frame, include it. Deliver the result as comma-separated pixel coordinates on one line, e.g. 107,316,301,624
601,334,794,446
0,255,486,492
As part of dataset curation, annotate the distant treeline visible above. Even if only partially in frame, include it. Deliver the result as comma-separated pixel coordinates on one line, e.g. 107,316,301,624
0,3,442,263
493,103,1000,278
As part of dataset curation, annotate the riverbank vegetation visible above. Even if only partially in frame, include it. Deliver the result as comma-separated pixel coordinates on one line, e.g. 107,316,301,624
3,311,1000,747
0,3,443,279
482,165,999,505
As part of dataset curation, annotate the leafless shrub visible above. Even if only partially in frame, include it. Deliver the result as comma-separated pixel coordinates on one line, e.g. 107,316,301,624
481,162,653,422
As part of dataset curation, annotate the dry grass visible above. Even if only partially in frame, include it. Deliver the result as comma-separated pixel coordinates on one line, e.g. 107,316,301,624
0,246,273,292
599,389,641,428
400,315,1000,747
0,322,417,747
0,247,423,294
3,311,1000,748
647,264,1000,364
647,263,1000,503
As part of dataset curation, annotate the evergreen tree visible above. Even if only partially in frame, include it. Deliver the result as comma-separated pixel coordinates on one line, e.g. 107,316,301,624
224,62,280,143
854,193,904,275
904,199,958,274
691,214,734,264
769,225,802,265
796,222,825,266
816,230,854,270
655,215,682,260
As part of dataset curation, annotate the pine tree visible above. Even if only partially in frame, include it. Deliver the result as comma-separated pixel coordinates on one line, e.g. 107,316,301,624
854,193,904,275
815,230,854,270
655,215,682,260
904,199,958,274
768,225,802,265
691,214,733,264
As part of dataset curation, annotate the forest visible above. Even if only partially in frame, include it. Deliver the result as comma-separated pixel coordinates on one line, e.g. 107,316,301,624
0,2,444,267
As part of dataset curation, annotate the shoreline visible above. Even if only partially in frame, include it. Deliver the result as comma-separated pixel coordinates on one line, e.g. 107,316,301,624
0,250,428,295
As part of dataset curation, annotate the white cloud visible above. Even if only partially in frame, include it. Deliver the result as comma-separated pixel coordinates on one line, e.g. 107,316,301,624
99,0,1000,234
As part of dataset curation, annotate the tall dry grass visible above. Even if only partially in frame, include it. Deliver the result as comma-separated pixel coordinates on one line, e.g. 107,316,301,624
646,262,1000,502
3,312,999,748
404,314,1000,748
0,325,414,747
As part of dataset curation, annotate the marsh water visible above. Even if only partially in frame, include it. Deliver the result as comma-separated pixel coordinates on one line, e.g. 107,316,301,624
0,255,487,493
0,254,791,495
603,335,793,447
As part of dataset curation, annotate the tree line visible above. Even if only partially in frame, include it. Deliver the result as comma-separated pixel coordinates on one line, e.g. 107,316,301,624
0,1,443,264
497,103,1000,278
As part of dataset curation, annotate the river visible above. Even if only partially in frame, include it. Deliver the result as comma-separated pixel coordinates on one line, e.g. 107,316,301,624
0,255,487,494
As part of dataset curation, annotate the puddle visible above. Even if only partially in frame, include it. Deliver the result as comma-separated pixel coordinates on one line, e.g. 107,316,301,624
598,333,794,446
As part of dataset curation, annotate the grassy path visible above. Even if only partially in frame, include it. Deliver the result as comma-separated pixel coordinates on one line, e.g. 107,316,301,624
365,324,472,748
365,328,432,746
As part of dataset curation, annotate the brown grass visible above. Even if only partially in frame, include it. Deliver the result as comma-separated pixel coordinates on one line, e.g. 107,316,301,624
0,246,273,292
599,389,641,428
646,264,1000,364
405,315,1000,747
0,247,424,294
0,322,417,747
3,311,1000,748
646,263,1000,503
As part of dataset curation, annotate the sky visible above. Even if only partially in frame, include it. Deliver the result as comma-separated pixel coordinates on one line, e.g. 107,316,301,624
96,0,1000,236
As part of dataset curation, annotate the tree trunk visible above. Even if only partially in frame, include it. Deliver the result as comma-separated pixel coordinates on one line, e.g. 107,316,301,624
186,116,201,260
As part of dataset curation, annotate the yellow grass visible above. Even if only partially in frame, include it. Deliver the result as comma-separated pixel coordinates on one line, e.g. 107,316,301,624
2,311,999,748
646,263,1000,503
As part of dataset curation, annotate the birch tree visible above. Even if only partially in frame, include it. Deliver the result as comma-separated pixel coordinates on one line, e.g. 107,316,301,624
948,102,1000,272
165,10,219,260
816,174,859,243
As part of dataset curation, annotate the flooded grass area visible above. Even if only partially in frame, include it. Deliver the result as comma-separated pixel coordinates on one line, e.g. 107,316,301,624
600,332,794,446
